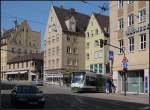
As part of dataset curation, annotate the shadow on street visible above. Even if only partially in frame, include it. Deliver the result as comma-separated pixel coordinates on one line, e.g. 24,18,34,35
1,93,149,110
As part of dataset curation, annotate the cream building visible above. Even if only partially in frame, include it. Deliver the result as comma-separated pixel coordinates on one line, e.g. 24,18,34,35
85,13,109,74
44,6,89,84
110,1,149,93
0,20,40,80
6,53,43,81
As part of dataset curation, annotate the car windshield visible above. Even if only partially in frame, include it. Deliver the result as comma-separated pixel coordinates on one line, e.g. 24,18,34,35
17,85,39,93
72,72,85,83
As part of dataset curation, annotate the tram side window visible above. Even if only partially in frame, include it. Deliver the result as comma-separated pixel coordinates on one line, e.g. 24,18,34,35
86,76,96,86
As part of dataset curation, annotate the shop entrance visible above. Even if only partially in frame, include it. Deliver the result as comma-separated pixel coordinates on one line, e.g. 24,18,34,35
120,70,144,93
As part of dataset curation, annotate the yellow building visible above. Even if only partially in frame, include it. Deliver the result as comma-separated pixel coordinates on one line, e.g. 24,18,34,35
0,20,40,80
85,13,109,74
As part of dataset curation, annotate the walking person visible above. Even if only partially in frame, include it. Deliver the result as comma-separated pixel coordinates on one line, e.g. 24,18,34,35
105,78,111,93
111,80,116,93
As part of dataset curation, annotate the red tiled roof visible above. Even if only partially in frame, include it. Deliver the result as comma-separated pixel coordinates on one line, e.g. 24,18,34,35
93,13,109,37
53,6,90,34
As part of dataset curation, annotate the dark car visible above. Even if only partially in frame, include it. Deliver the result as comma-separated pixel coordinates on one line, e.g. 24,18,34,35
11,85,45,108
32,80,44,86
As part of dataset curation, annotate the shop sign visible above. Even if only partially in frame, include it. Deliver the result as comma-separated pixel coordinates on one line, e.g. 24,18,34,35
126,24,149,36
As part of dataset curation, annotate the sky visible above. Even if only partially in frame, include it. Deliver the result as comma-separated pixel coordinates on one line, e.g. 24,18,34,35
1,1,109,50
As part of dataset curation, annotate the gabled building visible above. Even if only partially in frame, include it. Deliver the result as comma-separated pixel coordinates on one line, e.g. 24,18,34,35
44,6,90,84
85,13,109,74
0,20,40,80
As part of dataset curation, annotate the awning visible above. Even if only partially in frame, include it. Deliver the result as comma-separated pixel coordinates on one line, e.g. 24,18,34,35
20,71,27,74
30,72,36,76
5,71,18,74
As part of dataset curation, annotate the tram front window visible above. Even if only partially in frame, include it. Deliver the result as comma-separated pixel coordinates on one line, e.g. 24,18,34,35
72,73,85,83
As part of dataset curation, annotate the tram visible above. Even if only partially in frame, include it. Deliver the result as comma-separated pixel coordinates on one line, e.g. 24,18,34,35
71,71,107,92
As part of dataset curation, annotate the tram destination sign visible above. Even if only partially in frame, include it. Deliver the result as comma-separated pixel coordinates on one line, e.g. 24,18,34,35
126,24,149,36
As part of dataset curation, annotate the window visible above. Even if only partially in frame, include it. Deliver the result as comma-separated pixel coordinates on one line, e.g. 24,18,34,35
119,40,124,53
86,42,90,48
56,47,59,55
118,0,123,8
86,53,89,60
73,48,78,54
98,64,103,73
22,62,24,68
128,0,134,4
94,51,102,59
128,37,134,52
94,64,98,72
73,37,77,42
52,39,55,43
87,32,89,37
118,18,124,29
73,59,78,66
140,33,146,50
128,14,134,26
9,64,11,69
95,29,98,35
26,62,28,68
139,9,146,22
56,59,59,66
90,65,93,72
67,46,72,54
67,36,70,41
67,59,72,65
13,64,15,69
24,50,27,54
18,48,21,54
12,48,14,53
94,40,99,47
91,30,94,37
17,63,19,68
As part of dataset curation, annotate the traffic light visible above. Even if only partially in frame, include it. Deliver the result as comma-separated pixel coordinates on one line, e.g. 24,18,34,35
100,39,103,48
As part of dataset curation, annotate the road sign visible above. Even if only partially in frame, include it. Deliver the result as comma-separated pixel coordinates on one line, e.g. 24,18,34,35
109,51,114,60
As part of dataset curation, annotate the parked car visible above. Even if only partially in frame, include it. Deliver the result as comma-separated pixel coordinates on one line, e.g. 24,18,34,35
32,80,44,86
11,85,45,108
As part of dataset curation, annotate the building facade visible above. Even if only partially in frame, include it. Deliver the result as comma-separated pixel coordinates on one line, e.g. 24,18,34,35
44,6,89,84
110,1,149,93
0,20,40,80
6,53,43,81
85,13,110,74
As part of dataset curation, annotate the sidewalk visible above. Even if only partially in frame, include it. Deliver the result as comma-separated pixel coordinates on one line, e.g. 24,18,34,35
79,92,149,105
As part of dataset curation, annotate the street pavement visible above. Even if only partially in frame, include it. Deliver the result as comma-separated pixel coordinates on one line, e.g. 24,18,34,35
1,82,149,110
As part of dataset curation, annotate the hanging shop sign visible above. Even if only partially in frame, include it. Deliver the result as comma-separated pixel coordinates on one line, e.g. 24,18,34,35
126,24,149,36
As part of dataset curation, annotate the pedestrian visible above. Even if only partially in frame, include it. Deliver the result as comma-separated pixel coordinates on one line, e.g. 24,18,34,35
111,80,116,93
105,79,110,93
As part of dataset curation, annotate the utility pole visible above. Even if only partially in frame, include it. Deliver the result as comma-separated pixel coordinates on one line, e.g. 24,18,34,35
99,39,128,96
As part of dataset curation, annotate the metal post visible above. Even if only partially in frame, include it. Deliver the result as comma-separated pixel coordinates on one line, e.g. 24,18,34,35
124,72,127,96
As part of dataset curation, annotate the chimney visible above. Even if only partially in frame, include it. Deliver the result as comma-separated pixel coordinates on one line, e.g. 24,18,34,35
69,8,75,16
